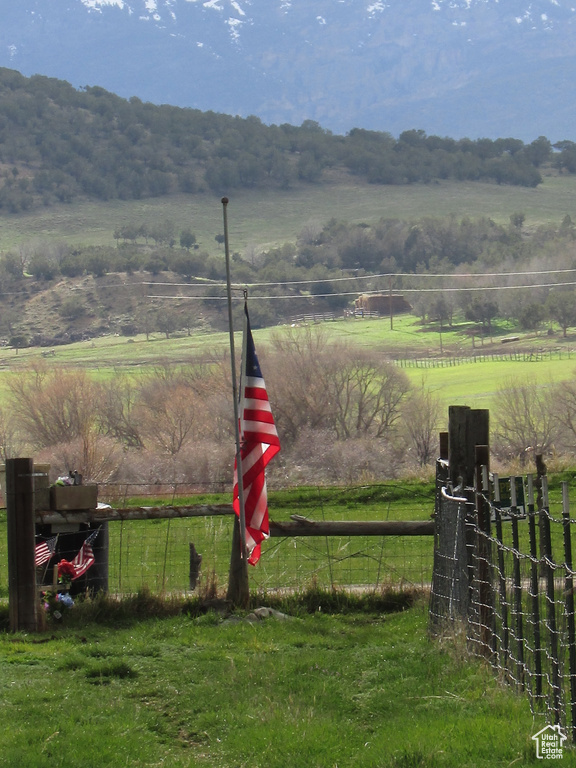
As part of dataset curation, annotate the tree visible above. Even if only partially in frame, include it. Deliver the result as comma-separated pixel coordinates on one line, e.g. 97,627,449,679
135,368,208,455
517,302,546,331
170,251,204,281
509,211,525,230
524,136,552,168
113,222,142,244
464,296,499,333
266,327,410,444
0,404,26,460
179,228,197,250
156,308,180,339
429,294,453,329
148,219,176,247
59,296,86,320
265,325,339,444
546,290,576,337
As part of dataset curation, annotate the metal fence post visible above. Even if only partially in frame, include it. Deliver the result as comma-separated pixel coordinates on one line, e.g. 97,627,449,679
493,474,510,674
510,476,525,691
541,476,562,724
527,474,543,702
475,446,493,658
562,481,576,741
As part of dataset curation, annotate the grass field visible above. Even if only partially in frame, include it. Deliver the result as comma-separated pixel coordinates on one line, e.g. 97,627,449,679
0,599,547,767
2,174,576,253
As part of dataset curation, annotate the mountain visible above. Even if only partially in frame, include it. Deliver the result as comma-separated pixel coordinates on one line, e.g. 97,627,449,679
1,0,576,141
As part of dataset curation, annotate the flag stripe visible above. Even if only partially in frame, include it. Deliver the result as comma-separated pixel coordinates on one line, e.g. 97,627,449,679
244,385,270,400
244,411,276,427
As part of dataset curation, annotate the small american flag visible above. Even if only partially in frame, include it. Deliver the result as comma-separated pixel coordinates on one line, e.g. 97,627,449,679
233,303,280,565
71,529,99,579
35,536,58,567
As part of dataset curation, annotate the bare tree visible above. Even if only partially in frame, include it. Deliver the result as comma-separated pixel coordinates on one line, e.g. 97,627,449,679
97,374,144,449
331,350,410,439
266,326,410,445
266,325,337,444
493,378,558,464
402,379,442,467
0,404,27,460
552,378,576,453
7,363,99,448
137,383,197,455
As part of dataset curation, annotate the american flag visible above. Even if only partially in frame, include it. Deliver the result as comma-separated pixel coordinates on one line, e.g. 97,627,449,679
233,304,280,565
34,536,58,567
71,529,99,579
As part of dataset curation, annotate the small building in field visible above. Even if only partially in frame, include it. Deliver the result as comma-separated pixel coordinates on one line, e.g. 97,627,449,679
355,293,412,315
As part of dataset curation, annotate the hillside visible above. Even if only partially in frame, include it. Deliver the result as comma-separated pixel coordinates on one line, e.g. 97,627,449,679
0,68,566,215
2,171,576,347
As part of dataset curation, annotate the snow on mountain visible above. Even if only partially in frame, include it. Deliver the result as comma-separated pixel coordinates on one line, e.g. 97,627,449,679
1,0,576,140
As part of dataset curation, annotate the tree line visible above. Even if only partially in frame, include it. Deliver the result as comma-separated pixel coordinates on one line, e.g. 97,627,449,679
1,331,573,487
0,68,571,212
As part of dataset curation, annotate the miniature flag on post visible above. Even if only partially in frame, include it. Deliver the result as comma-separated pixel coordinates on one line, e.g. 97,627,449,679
71,529,99,579
35,536,58,567
233,303,281,565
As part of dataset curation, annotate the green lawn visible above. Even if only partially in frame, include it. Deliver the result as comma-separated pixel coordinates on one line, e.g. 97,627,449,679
403,355,575,410
0,601,547,767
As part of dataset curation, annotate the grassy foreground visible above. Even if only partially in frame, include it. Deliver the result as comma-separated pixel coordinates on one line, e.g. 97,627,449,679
0,599,546,768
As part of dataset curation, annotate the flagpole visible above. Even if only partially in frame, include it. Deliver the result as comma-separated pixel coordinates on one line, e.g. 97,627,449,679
221,197,248,562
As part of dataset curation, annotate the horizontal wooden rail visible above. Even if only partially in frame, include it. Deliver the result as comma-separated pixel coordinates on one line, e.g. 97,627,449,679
35,506,434,537
35,504,234,525
269,520,434,537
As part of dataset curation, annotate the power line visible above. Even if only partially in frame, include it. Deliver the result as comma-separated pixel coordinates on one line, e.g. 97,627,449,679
148,280,576,301
141,266,576,290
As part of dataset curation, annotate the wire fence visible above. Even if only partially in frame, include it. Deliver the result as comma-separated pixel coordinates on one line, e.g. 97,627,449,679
0,482,435,599
430,468,576,740
396,349,574,368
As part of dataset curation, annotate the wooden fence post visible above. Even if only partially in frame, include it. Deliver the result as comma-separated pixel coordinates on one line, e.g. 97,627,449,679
439,432,449,462
6,458,38,633
448,406,489,488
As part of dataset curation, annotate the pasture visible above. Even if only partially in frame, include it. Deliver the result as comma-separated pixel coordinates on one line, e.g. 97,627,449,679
1,174,576,253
